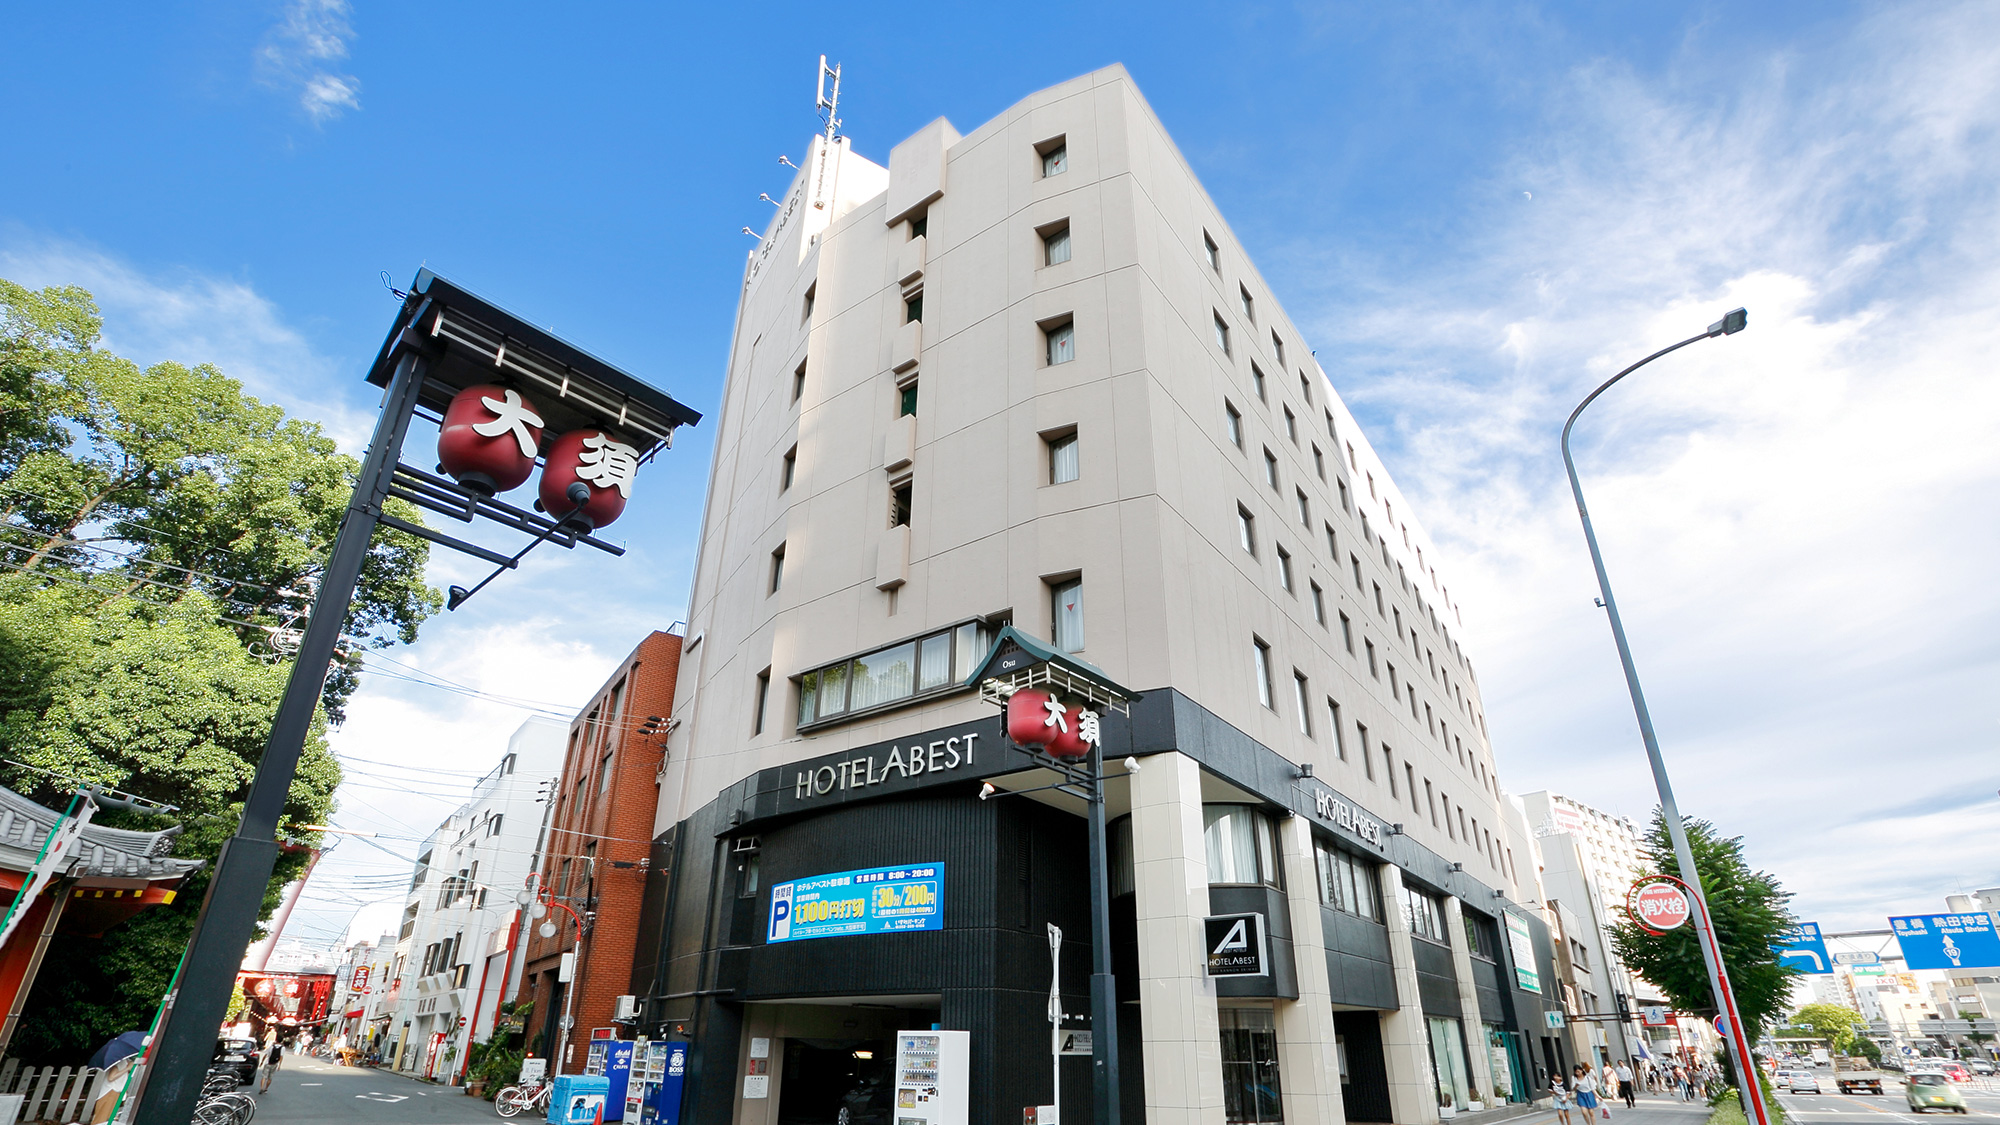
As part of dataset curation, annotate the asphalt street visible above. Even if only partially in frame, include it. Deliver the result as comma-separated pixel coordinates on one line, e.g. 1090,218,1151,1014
242,1052,498,1123
1775,1077,2000,1125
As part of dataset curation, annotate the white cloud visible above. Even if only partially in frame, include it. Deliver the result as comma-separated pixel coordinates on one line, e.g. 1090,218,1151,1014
0,233,376,451
1294,4,2000,930
255,0,361,124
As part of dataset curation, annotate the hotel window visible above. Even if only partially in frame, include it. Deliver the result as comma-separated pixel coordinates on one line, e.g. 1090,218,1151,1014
1367,472,1377,499
1048,430,1080,484
1225,401,1244,449
1366,639,1378,678
781,445,797,492
1338,478,1351,512
1051,576,1084,652
1253,638,1274,709
1273,333,1287,368
1339,612,1354,653
1310,581,1326,625
1042,222,1072,266
1277,546,1294,593
1384,746,1397,797
1238,505,1258,556
1296,488,1310,527
1045,320,1076,365
1250,362,1266,401
1204,231,1220,271
904,292,923,323
1313,444,1325,480
1388,664,1399,699
1325,523,1338,558
796,619,993,729
1403,885,1447,942
1283,406,1297,443
1325,408,1336,440
1239,285,1255,321
1214,312,1232,356
1358,722,1373,778
769,543,786,594
1406,763,1419,813
1293,672,1312,735
1298,369,1312,404
792,358,806,403
900,380,918,417
1205,804,1283,887
1315,838,1381,920
753,670,770,735
1328,699,1346,759
1264,448,1280,489
802,282,816,322
1350,554,1363,590
1374,582,1385,617
1040,138,1067,177
1347,441,1357,470
1425,780,1437,826
891,482,912,527
909,214,928,239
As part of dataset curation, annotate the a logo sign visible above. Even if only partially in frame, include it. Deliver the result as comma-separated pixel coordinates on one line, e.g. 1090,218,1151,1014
1640,1007,1676,1027
1057,1031,1092,1055
1506,913,1542,993
1890,913,2000,970
1776,922,1833,974
1204,913,1269,977
351,965,371,992
1309,787,1385,847
1834,951,1879,966
1628,881,1693,933
1545,1010,1566,1029
782,724,987,805
766,864,944,943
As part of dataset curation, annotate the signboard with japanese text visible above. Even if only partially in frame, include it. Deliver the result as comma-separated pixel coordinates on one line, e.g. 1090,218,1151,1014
1506,913,1542,993
1776,922,1834,974
1890,913,2000,970
767,863,943,944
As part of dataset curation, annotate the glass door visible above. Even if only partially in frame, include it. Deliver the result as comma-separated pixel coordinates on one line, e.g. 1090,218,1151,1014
1427,1016,1470,1115
1220,1008,1284,1125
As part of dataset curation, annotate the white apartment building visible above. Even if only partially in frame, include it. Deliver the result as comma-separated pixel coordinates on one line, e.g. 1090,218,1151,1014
1517,792,1674,1065
382,717,562,1081
633,66,1568,1125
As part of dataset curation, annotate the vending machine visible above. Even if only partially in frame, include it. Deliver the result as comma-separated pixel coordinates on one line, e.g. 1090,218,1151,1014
583,1032,635,1121
893,1030,970,1125
626,1039,688,1125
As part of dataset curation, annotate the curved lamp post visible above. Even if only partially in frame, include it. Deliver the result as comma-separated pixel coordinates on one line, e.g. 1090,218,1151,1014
519,885,588,1079
1560,308,1770,1125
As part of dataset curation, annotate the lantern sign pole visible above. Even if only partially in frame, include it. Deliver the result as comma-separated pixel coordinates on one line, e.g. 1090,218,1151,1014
131,271,698,1125
967,627,1138,1125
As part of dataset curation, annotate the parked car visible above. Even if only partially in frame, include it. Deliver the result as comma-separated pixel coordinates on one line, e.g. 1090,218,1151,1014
213,1037,259,1085
1967,1059,1995,1076
1904,1073,1967,1114
1789,1072,1823,1094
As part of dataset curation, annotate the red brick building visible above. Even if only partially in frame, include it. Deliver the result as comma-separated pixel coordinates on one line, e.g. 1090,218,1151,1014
516,629,680,1072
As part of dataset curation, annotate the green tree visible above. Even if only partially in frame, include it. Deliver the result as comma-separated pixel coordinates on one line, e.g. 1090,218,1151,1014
1608,810,1799,1040
1787,1003,1869,1053
0,279,440,1061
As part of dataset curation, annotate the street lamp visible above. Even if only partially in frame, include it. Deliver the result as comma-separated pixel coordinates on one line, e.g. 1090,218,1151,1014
1559,308,1771,1125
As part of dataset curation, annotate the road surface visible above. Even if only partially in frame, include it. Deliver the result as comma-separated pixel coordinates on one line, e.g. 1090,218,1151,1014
244,1052,499,1123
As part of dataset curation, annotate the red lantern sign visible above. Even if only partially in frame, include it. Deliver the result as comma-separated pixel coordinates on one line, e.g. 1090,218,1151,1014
437,385,544,495
1628,880,1692,933
1007,689,1056,747
1046,704,1090,759
540,429,640,530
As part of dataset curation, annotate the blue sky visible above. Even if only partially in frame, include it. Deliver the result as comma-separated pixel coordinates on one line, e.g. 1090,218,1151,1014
4,2,1996,948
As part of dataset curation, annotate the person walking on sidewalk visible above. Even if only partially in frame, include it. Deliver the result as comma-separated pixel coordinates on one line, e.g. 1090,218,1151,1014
1552,1071,1574,1125
258,1037,283,1094
1616,1060,1636,1108
1574,1065,1600,1120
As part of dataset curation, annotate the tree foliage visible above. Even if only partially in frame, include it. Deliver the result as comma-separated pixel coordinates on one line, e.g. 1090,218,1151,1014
1788,1003,1870,1053
1608,810,1799,1040
0,279,441,1062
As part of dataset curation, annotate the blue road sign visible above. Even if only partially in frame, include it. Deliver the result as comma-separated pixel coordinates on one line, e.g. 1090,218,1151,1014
1776,922,1833,974
1891,913,2000,970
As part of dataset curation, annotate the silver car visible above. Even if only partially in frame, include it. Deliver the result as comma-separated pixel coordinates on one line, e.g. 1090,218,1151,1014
1788,1071,1822,1094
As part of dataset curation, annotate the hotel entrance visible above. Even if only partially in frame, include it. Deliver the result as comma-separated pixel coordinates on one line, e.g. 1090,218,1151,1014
734,998,940,1125
1220,1008,1284,1125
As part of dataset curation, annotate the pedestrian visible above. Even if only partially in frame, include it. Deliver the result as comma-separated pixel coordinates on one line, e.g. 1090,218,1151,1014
1616,1060,1636,1108
1574,1065,1600,1120
1551,1071,1574,1125
258,1037,283,1094
1601,1063,1618,1118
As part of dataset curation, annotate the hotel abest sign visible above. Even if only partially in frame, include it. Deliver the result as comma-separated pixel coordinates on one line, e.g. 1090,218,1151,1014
1308,786,1385,847
792,731,983,800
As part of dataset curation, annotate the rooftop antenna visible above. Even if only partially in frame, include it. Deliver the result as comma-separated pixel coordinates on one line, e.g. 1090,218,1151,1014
812,54,842,210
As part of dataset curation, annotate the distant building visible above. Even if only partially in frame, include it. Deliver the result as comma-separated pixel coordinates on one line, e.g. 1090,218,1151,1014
381,717,563,1080
514,630,682,1074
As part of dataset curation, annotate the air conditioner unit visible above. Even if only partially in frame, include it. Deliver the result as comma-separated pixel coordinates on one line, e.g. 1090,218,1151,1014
614,995,638,1020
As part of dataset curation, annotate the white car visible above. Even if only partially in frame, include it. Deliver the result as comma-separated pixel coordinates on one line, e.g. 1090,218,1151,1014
1789,1072,1822,1094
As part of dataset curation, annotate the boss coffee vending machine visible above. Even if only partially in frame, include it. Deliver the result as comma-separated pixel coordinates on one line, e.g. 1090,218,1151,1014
893,1030,969,1125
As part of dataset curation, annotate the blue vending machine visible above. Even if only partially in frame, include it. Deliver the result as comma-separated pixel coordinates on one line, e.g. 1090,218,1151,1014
584,1032,635,1121
630,1040,687,1125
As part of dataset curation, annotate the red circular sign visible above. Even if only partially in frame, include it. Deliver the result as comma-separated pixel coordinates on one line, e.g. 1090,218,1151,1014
1629,881,1692,932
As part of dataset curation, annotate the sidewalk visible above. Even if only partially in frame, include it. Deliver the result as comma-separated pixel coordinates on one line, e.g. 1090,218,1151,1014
1493,1092,1714,1125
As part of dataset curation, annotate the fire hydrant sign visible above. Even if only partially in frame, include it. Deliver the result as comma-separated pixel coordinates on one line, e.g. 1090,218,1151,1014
1628,881,1692,933
767,863,943,943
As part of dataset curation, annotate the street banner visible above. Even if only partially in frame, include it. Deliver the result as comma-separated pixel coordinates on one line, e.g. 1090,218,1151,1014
767,863,943,943
1506,913,1541,993
1775,922,1833,974
1889,913,2000,970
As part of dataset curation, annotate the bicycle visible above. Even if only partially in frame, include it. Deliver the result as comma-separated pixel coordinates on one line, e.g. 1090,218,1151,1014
494,1081,550,1118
